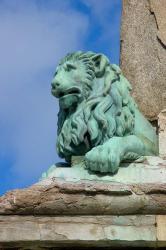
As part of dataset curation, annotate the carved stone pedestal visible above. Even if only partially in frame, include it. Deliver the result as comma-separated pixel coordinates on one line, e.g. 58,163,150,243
0,156,166,249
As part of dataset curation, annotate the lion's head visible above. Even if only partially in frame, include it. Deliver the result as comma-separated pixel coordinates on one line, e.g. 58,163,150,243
51,51,136,162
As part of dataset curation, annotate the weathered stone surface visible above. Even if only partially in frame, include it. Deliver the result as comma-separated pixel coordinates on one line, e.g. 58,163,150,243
0,157,165,248
0,157,166,216
158,109,166,157
150,0,166,47
0,215,160,248
156,215,166,245
42,156,166,183
120,0,166,120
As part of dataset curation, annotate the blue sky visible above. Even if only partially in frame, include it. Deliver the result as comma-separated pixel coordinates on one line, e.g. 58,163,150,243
0,0,122,195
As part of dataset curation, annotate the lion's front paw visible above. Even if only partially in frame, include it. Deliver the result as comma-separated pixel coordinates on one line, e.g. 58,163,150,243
85,142,123,174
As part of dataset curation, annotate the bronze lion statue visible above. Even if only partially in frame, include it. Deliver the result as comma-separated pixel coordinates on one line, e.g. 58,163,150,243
51,51,158,174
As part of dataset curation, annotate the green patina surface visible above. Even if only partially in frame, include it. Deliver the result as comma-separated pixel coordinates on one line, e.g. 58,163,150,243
42,51,158,178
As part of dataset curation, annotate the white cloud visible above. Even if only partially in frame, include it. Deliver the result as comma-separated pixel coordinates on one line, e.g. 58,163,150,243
0,0,89,186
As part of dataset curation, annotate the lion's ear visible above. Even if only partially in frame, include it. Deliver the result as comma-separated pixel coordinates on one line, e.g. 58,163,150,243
91,54,109,78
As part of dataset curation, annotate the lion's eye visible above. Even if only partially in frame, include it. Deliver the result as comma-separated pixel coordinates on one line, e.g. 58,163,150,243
65,63,77,71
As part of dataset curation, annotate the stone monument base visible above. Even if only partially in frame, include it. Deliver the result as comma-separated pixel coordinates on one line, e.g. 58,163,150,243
0,156,166,249
0,215,165,249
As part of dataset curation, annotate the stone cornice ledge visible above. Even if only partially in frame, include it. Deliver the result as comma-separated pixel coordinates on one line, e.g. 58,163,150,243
0,156,166,216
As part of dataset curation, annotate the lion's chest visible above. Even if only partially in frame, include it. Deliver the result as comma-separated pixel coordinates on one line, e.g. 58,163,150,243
57,113,91,158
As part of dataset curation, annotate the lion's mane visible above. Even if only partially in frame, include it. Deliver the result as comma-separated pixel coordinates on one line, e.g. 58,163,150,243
56,52,136,160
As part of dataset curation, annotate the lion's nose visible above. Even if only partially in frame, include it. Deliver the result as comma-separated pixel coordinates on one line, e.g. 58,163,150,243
51,80,60,89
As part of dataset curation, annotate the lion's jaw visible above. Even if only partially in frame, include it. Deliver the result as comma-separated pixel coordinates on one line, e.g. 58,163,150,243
59,88,83,109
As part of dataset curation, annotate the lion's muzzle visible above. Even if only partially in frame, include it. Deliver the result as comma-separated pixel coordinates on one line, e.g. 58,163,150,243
51,85,82,109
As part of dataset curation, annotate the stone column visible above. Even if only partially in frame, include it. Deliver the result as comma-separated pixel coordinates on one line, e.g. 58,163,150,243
120,0,166,121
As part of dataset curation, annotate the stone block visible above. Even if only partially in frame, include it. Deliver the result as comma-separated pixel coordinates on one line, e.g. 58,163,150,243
158,109,166,157
120,0,166,120
0,215,160,249
0,157,166,216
